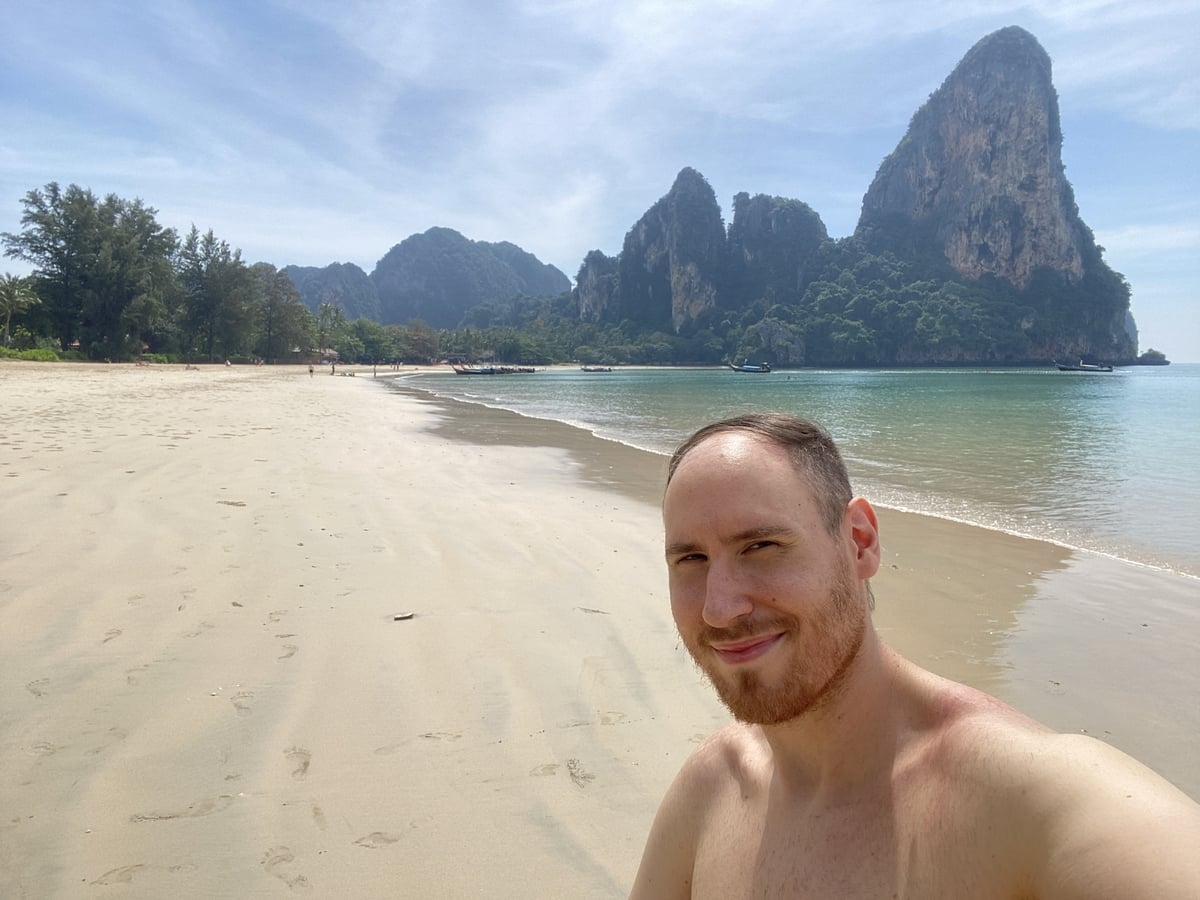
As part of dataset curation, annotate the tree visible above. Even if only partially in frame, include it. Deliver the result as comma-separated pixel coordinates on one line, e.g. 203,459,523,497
79,195,178,358
2,183,102,350
0,273,40,346
250,263,314,362
1,183,177,357
349,318,397,364
315,302,347,357
177,226,252,361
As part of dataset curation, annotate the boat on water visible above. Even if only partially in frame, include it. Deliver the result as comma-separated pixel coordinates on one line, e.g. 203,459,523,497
1054,360,1113,373
580,365,614,373
727,361,772,373
451,363,536,375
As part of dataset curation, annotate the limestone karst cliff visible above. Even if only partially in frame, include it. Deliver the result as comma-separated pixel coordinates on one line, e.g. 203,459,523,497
857,26,1083,290
726,192,828,305
614,167,726,332
370,227,570,328
284,262,380,321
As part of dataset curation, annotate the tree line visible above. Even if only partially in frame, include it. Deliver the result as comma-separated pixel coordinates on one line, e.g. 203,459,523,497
0,183,440,365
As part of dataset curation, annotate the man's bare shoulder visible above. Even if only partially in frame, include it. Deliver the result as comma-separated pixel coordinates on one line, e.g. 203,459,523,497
908,670,1200,898
670,721,771,797
628,723,770,900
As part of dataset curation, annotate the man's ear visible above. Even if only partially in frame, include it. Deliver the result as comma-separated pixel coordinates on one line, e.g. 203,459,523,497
846,497,881,579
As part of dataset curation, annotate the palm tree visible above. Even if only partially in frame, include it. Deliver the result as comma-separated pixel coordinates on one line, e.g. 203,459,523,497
0,273,41,347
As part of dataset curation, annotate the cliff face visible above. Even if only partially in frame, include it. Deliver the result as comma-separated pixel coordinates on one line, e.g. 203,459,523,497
284,262,380,320
856,26,1085,290
727,192,828,303
370,227,570,328
615,168,725,332
479,240,572,297
575,250,620,323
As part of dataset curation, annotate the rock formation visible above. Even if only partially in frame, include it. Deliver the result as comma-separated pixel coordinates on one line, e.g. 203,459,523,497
613,167,725,332
726,192,828,304
284,262,379,320
370,227,570,328
856,26,1085,290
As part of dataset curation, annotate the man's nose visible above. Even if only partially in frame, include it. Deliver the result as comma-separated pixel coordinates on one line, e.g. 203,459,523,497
702,560,753,628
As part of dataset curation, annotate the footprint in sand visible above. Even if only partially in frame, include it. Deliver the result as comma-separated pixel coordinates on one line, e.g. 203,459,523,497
530,763,560,777
262,846,312,893
91,864,147,885
267,609,288,624
102,628,123,644
354,832,400,849
566,758,595,788
311,804,327,830
182,621,215,639
130,794,234,823
28,742,58,756
277,643,298,661
126,664,150,685
84,726,127,757
418,731,462,742
25,678,48,697
285,747,311,780
231,692,254,717
599,711,627,725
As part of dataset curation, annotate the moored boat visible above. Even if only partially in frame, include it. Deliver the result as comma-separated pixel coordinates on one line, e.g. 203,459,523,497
1054,360,1113,372
727,361,772,373
451,363,536,375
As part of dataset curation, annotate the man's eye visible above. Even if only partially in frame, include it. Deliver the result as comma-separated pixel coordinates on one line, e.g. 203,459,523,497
745,541,776,553
675,553,706,564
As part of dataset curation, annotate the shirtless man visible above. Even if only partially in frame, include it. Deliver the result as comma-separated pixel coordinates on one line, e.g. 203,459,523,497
630,413,1200,899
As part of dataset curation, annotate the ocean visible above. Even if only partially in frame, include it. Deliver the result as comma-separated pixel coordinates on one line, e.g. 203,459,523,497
394,364,1200,580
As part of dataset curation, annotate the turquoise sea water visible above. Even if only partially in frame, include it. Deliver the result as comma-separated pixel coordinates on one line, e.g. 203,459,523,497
397,364,1200,579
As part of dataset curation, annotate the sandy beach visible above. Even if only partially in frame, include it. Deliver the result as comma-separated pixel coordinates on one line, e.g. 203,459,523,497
1,361,1197,898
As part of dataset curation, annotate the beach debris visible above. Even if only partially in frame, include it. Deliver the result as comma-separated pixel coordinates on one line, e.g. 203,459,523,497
392,612,415,621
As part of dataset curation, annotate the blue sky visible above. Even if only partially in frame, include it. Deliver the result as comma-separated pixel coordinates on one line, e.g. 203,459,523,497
3,1,1197,360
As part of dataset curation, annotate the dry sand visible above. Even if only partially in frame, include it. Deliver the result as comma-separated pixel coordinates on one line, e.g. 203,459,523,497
1,360,1196,898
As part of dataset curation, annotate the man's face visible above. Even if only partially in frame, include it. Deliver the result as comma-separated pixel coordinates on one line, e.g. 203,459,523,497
663,432,868,725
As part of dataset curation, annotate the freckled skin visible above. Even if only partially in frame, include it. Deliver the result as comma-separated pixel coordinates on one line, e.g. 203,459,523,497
631,429,1200,900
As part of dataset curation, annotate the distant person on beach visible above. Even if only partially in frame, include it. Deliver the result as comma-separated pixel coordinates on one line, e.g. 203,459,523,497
308,364,314,378
630,412,1200,899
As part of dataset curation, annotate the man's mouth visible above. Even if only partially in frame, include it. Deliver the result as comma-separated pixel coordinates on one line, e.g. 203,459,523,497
710,632,784,665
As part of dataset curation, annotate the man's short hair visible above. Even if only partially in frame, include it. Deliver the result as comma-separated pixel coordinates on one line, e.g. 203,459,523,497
667,413,853,535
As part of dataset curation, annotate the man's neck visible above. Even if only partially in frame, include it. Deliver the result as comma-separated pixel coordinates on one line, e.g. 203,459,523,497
757,630,910,799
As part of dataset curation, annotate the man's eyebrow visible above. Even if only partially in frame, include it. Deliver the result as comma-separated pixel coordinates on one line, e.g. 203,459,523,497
665,540,701,559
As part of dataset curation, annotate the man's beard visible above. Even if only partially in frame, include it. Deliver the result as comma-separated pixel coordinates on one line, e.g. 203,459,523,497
683,566,867,726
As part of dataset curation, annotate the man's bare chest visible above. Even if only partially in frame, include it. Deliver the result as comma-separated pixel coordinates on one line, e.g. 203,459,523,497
688,791,1018,899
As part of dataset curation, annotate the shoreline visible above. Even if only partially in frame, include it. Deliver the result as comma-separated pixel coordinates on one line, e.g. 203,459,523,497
391,367,1200,581
1,361,1196,897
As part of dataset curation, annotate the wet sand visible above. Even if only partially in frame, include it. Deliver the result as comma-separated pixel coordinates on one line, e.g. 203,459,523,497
1,360,1196,898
